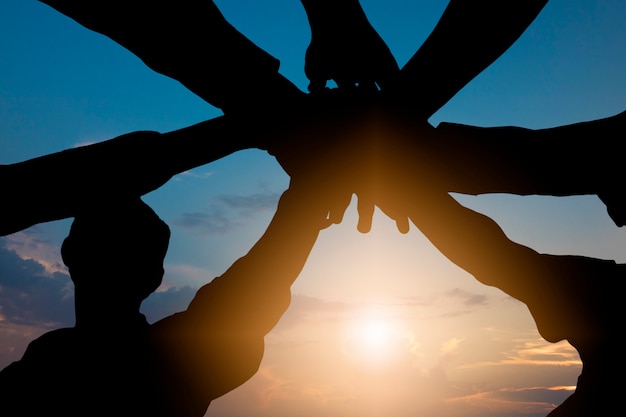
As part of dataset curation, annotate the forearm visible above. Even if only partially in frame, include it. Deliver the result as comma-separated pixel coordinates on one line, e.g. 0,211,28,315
405,190,538,299
0,116,258,236
433,111,624,195
385,109,624,196
391,0,548,117
38,0,302,113
187,187,327,336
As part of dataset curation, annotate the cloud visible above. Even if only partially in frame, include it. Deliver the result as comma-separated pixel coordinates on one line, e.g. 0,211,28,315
174,192,280,235
2,228,67,275
141,285,196,323
445,288,488,306
440,337,463,357
446,385,574,416
0,240,74,328
217,193,280,212
175,210,235,235
460,337,581,369
503,338,581,367
272,293,351,334
178,170,214,180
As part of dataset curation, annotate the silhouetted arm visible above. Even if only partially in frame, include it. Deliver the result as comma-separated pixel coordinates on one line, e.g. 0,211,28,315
38,0,304,114
354,107,626,229
354,128,624,344
300,0,399,92
0,88,374,236
388,0,548,118
188,182,334,337
0,115,265,236
152,180,344,405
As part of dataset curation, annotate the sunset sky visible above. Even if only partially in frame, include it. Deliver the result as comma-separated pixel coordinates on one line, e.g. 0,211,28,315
1,1,625,416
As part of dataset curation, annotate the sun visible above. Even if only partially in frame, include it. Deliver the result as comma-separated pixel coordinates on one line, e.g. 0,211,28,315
357,319,394,350
342,310,407,371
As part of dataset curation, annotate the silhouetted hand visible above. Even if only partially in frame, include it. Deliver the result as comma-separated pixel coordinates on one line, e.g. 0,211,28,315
266,89,377,176
351,111,436,234
300,0,399,93
281,131,359,226
269,96,380,225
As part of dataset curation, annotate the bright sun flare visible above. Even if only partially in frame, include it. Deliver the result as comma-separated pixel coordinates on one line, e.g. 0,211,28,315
358,320,394,350
344,312,406,369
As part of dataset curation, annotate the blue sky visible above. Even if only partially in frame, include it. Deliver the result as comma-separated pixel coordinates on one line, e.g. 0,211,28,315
1,1,625,416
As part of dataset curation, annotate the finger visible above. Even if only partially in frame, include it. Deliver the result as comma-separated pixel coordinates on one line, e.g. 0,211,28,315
328,192,353,224
395,216,410,234
356,195,376,233
319,218,334,230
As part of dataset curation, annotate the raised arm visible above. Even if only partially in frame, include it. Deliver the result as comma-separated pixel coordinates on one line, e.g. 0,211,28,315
0,87,376,237
354,129,621,346
38,0,304,114
353,107,626,229
300,0,399,92
387,0,548,118
150,176,350,408
0,115,261,236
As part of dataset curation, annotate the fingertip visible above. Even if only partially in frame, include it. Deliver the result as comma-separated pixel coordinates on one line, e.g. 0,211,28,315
330,211,345,225
357,218,372,234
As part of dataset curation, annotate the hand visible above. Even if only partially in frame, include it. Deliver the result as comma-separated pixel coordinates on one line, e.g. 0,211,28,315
287,176,353,230
352,113,435,234
300,0,399,92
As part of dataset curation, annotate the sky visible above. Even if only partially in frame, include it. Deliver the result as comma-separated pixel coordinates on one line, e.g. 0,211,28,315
1,0,625,416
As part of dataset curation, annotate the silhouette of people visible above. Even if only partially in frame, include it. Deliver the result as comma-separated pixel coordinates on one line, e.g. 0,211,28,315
0,172,350,416
38,0,304,114
299,0,399,92
346,130,621,417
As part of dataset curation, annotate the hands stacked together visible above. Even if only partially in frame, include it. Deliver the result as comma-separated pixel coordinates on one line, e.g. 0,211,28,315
266,93,435,236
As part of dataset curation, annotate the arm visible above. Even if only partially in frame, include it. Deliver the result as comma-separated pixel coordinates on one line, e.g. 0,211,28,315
300,0,399,92
186,182,334,337
38,0,304,114
366,144,623,346
0,87,371,236
387,0,548,118
0,115,262,236
152,179,346,403
352,106,626,230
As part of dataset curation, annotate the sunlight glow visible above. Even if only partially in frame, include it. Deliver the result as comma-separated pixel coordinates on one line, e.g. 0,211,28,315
342,310,408,371
359,319,392,349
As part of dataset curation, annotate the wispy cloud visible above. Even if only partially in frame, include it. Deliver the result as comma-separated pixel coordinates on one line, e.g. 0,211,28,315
217,193,280,212
503,338,581,367
445,288,488,306
272,293,351,334
446,385,574,416
174,192,281,235
141,285,196,323
459,336,581,370
177,170,214,180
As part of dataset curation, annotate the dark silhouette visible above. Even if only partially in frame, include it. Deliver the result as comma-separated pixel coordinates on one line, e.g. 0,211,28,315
0,174,347,416
0,89,369,237
266,104,626,233
38,0,304,114
341,129,622,417
386,0,549,118
345,106,626,232
299,0,399,92
1,117,251,236
2,2,622,417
